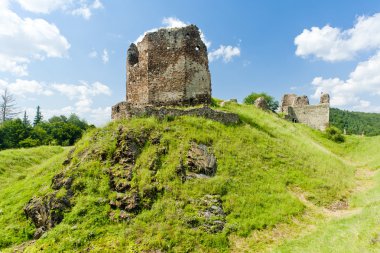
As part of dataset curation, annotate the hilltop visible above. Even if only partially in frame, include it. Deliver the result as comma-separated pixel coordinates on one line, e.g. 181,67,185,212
0,103,379,252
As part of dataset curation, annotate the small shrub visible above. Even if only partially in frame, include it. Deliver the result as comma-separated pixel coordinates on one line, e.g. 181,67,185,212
325,126,345,143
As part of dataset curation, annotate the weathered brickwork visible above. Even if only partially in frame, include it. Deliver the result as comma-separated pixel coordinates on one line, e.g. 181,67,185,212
126,25,211,106
281,93,330,131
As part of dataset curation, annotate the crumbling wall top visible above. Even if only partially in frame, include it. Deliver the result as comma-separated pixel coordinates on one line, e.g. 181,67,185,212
292,95,309,107
320,93,330,104
126,24,211,107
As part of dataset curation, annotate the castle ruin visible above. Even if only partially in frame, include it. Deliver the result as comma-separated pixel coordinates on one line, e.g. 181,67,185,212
280,93,330,131
112,25,239,124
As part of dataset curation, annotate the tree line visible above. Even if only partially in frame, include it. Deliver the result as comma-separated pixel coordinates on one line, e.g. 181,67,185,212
330,108,380,136
0,89,93,150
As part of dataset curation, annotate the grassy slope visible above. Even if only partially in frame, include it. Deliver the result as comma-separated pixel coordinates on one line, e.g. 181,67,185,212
0,104,374,252
0,146,65,249
272,135,380,253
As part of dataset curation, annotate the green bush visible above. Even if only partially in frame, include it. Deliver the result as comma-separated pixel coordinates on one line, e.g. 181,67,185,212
325,126,345,143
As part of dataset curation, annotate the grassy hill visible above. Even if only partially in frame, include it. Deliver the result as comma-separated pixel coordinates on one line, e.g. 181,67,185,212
330,108,380,136
0,104,379,252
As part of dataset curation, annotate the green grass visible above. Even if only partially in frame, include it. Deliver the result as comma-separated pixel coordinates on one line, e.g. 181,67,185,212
0,146,65,249
1,104,378,252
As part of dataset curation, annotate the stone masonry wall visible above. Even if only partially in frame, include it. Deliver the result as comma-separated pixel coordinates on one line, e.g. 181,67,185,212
281,93,330,131
112,102,240,125
280,94,297,113
126,25,211,107
287,104,330,131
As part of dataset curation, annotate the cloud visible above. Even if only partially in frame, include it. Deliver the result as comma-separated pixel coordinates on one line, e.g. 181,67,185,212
70,0,103,20
0,79,53,97
51,81,111,125
71,6,92,19
14,0,103,19
102,49,109,63
0,5,70,76
15,0,71,14
162,17,187,28
208,45,241,62
295,13,380,62
91,0,103,9
311,51,380,110
52,81,111,112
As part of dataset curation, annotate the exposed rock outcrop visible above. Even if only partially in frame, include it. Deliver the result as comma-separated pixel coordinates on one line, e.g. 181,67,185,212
24,172,74,239
176,142,217,181
108,127,165,221
186,195,226,233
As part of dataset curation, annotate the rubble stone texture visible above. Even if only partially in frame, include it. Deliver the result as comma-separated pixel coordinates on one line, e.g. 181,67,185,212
292,95,309,107
280,93,330,131
126,25,211,106
254,97,269,110
280,94,297,113
320,93,330,104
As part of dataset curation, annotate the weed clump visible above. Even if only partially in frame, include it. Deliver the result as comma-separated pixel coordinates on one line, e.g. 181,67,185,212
325,126,345,143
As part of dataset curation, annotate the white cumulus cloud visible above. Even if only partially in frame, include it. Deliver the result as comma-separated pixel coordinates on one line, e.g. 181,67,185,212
162,17,187,28
0,5,70,76
51,81,112,125
14,0,104,19
311,51,380,110
208,45,241,62
0,79,53,97
15,0,71,14
71,6,92,19
295,13,380,62
52,81,111,111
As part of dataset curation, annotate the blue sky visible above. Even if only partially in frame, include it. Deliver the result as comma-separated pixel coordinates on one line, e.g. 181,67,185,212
1,0,380,125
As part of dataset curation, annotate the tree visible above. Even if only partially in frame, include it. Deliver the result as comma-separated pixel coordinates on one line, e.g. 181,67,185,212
0,89,19,123
0,119,29,149
243,92,279,112
33,106,43,126
22,111,31,126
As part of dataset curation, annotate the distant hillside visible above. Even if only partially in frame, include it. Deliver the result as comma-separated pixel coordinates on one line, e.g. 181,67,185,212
330,108,380,136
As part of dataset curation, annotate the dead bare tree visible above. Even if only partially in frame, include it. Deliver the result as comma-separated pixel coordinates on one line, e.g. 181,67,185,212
0,89,19,123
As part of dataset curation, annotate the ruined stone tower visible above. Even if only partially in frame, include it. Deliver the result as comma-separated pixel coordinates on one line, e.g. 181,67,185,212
126,25,211,106
280,93,330,131
111,25,240,124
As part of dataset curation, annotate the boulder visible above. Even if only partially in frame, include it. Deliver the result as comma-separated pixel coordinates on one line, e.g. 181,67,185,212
254,97,269,110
